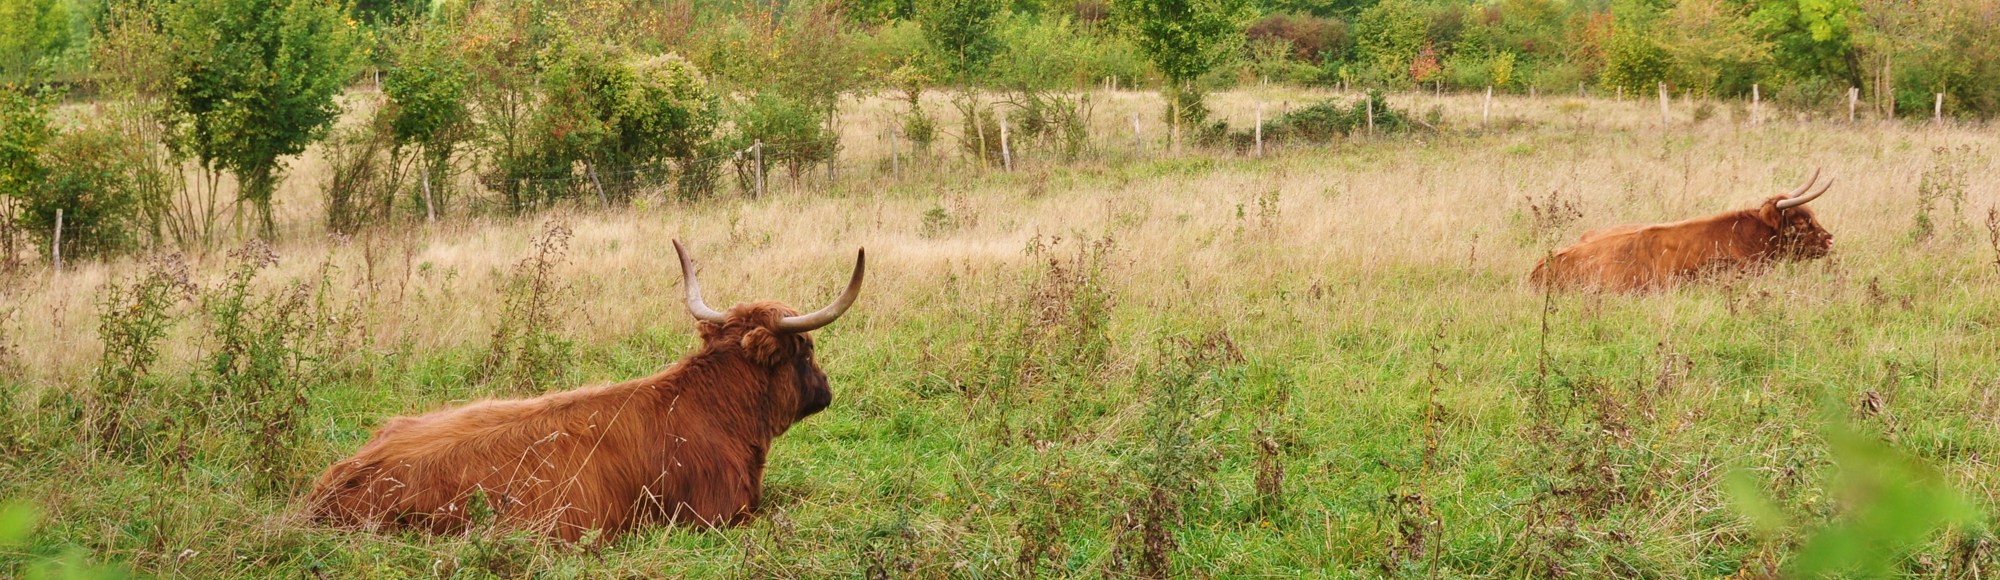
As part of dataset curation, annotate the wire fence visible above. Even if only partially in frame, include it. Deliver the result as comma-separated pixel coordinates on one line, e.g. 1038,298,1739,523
2,84,1979,274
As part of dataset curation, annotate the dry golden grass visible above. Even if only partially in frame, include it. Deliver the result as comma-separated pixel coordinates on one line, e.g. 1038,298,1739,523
8,87,1993,390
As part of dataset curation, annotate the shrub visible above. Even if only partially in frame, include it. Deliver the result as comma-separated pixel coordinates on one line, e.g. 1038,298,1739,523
1244,89,1411,146
1352,0,1428,86
732,92,835,184
91,254,195,456
1246,12,1350,63
1599,28,1669,95
1,94,147,260
321,113,404,234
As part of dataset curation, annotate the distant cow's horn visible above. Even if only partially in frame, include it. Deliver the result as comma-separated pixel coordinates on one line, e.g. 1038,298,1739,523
1776,176,1832,209
674,240,729,323
776,249,866,333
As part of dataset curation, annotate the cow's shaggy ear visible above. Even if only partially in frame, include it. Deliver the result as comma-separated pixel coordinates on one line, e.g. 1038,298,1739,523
740,327,784,366
1754,199,1784,228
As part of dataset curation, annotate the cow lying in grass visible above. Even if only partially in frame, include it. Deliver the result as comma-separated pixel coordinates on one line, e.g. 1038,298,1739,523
306,241,863,541
1532,169,1835,292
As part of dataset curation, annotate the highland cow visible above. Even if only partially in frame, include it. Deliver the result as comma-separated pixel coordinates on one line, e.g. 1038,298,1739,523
305,240,863,541
1532,169,1835,292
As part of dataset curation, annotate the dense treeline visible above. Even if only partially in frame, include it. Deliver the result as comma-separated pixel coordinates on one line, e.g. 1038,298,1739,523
1,0,1997,263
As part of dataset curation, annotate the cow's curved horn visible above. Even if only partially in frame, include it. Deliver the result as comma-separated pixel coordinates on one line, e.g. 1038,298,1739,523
1776,177,1833,209
674,240,729,324
776,249,865,333
1779,168,1821,200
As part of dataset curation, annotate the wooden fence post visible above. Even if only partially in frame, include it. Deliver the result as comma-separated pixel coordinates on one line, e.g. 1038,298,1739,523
1365,93,1375,135
1000,116,1012,171
1848,87,1858,123
1658,82,1670,127
1483,86,1492,126
1254,103,1264,157
587,161,608,208
51,208,61,275
1935,93,1945,124
1752,83,1760,125
753,140,764,198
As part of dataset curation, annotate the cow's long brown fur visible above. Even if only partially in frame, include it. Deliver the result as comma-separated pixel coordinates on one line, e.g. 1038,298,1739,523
304,302,832,541
1531,195,1833,292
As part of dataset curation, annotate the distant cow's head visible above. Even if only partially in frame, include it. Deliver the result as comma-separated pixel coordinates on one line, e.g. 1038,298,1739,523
676,241,862,423
1754,169,1835,260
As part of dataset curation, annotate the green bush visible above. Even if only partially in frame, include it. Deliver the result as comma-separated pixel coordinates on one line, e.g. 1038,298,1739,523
1598,29,1668,95
732,92,835,184
1240,89,1410,146
0,93,146,259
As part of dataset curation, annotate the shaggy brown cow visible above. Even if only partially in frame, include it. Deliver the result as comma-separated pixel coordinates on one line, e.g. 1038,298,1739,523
1532,169,1835,291
305,241,863,541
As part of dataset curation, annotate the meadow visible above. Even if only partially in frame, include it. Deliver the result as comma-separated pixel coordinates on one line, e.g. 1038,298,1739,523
3,87,1999,578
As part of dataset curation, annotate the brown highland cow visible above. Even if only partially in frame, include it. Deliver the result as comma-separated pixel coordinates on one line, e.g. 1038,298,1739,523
1532,169,1835,292
305,241,863,541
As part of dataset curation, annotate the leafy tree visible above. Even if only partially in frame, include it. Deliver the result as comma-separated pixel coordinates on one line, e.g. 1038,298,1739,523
0,88,50,205
382,18,473,219
1114,0,1255,136
1351,0,1426,85
920,0,1006,84
1656,0,1769,95
159,0,365,237
1749,0,1861,87
0,0,72,84
920,0,1006,163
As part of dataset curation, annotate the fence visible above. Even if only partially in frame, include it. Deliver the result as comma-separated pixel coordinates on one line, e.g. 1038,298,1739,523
10,84,1975,273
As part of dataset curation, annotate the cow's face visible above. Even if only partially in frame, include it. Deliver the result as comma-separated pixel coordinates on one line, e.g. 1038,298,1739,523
1758,197,1833,260
675,241,861,424
701,303,835,422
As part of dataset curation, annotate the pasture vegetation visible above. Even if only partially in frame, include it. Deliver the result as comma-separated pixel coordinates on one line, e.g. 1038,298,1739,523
0,86,1996,577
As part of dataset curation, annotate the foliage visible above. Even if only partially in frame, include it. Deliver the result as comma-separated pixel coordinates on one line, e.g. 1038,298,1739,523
1114,0,1254,132
920,0,1006,83
1246,12,1350,62
159,0,365,236
1598,24,1669,95
1749,0,1862,86
0,0,78,86
1351,0,1427,85
1730,419,1987,578
17,123,147,258
1248,89,1409,144
1655,0,1770,95
0,88,51,207
0,91,146,258
381,17,473,219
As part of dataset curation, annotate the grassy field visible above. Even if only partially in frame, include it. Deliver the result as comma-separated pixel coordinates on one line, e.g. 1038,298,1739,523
2,87,1999,578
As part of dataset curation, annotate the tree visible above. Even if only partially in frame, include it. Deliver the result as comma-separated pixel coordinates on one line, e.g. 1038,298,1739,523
1656,0,1770,95
919,0,1006,164
0,88,144,258
160,0,364,237
0,0,71,85
1114,0,1255,139
920,0,1005,84
382,18,472,220
1749,0,1861,87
